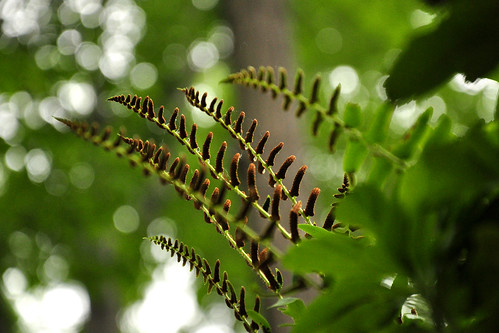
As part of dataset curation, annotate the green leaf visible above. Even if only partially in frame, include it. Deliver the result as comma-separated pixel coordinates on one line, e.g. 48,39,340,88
366,156,393,187
425,113,454,146
343,103,362,128
270,297,306,323
292,278,404,333
284,226,395,279
298,224,332,238
366,103,394,144
385,1,499,101
269,297,303,309
283,298,306,323
393,107,432,160
399,122,499,214
247,310,271,332
343,138,368,173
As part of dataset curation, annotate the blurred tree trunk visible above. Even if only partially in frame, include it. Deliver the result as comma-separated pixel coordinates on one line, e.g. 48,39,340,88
223,0,301,158
84,285,120,333
223,1,311,331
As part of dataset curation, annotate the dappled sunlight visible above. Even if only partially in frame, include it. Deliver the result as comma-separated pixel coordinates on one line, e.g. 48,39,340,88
3,268,90,333
120,262,200,333
0,0,50,39
410,9,435,29
120,259,237,333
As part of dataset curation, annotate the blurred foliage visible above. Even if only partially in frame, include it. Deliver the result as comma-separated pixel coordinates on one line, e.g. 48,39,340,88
0,0,497,332
285,121,499,332
385,0,499,101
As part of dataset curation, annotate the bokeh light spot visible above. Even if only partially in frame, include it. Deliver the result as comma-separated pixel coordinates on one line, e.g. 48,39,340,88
58,81,96,116
316,27,343,55
192,0,219,11
113,205,140,234
8,231,32,259
69,162,95,190
99,51,131,80
188,41,219,71
120,263,199,333
44,169,69,196
57,29,82,55
38,284,90,331
76,42,102,71
130,62,158,90
329,65,359,95
43,255,69,282
57,3,80,26
209,25,234,58
25,149,51,183
2,268,27,297
0,107,19,141
163,43,187,71
35,45,61,70
0,0,50,38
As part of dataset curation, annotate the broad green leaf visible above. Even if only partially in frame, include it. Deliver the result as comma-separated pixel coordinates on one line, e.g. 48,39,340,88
343,103,362,128
366,103,394,144
270,297,306,323
400,123,499,214
393,107,432,160
282,298,306,322
335,185,415,275
425,113,454,146
284,226,396,279
297,224,331,238
247,310,271,332
269,297,303,309
343,138,368,173
292,278,405,333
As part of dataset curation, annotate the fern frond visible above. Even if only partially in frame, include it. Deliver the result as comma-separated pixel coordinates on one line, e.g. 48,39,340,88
179,87,318,229
58,118,287,293
222,66,327,121
323,174,351,231
148,236,262,332
222,67,408,171
109,92,318,257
